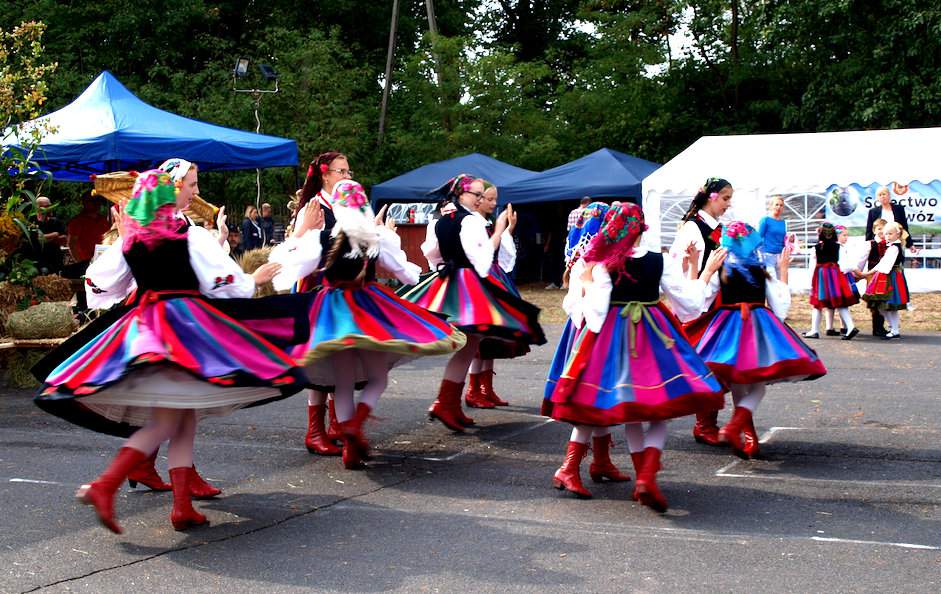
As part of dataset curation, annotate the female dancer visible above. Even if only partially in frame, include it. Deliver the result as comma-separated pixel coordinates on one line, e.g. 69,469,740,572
669,177,732,446
544,202,727,511
861,221,910,339
293,151,353,456
399,175,545,432
34,170,307,533
543,201,631,497
696,222,827,459
464,181,520,409
804,222,859,340
271,180,466,468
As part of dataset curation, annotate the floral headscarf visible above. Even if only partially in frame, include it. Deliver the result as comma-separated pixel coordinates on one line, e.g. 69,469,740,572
565,201,609,264
428,173,476,202
582,202,647,279
158,158,194,185
720,221,763,285
125,170,177,227
332,180,379,258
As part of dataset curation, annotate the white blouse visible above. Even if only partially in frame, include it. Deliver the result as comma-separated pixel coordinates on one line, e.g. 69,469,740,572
565,249,710,333
421,207,497,278
871,242,901,274
270,225,420,292
85,226,256,310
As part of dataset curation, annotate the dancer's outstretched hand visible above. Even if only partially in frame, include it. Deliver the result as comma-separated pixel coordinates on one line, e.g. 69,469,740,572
252,262,282,285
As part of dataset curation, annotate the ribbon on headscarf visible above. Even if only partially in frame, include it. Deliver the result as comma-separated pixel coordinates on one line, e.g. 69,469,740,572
613,300,675,357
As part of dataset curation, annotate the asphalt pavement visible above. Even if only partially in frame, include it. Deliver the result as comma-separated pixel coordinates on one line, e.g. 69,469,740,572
2,324,940,593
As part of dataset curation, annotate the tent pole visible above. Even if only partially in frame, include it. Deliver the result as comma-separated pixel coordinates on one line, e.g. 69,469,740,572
254,92,262,208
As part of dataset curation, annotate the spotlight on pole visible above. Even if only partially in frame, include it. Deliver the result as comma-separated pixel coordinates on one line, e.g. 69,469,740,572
257,64,279,81
233,57,250,78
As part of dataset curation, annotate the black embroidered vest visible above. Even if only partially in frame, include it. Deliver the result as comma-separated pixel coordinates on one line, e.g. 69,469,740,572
692,215,721,275
320,234,377,284
435,208,474,269
720,264,767,305
124,224,200,292
610,252,664,304
814,241,839,264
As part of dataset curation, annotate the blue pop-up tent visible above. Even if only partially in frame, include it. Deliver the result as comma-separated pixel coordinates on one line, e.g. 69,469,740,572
371,153,537,203
498,148,659,205
1,71,298,181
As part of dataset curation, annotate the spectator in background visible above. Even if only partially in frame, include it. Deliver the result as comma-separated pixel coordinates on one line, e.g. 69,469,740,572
227,226,244,260
240,205,264,252
63,192,111,278
866,186,916,252
260,202,275,246
567,196,591,232
758,195,787,276
32,196,67,274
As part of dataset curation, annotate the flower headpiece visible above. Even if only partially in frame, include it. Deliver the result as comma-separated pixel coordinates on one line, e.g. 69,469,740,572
332,180,379,259
449,173,475,197
565,201,609,264
158,158,194,186
834,224,847,234
582,202,647,279
125,170,177,227
698,176,729,201
720,221,763,284
817,221,837,241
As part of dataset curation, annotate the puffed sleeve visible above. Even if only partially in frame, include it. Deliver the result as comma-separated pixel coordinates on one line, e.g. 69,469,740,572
268,229,324,292
659,254,707,323
84,239,136,309
187,226,257,298
582,264,613,333
459,215,497,278
562,259,586,326
421,220,443,268
377,226,421,286
497,229,517,272
765,270,792,321
873,244,899,274
669,220,705,271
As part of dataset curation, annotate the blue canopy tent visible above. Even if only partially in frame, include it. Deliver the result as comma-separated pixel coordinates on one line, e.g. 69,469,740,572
498,148,659,205
370,153,536,204
2,71,298,181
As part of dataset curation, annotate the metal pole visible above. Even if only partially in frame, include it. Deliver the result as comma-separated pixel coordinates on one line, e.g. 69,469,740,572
254,93,262,208
378,0,400,144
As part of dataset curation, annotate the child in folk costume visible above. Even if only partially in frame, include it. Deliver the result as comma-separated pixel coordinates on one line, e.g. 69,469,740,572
803,222,859,340
465,181,521,409
399,174,545,432
696,222,827,459
858,218,892,336
668,178,733,446
271,180,466,469
860,221,910,339
544,203,727,512
35,170,308,533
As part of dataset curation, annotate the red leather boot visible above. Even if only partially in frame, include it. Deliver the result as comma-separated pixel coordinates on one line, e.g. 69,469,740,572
326,398,343,443
169,467,209,531
552,441,592,499
741,416,760,459
719,407,754,459
188,466,222,499
340,403,372,470
589,434,631,483
479,369,509,406
127,449,171,491
305,404,342,455
692,410,721,446
464,372,495,409
76,447,148,534
429,380,471,432
629,451,645,501
633,447,668,513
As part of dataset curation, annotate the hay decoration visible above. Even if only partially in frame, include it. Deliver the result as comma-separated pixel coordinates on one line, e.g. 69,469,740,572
237,247,275,297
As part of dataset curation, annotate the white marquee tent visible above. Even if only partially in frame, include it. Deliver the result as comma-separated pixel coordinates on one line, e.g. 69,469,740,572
642,127,941,292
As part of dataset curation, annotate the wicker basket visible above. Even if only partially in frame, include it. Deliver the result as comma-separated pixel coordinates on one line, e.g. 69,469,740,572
93,171,219,224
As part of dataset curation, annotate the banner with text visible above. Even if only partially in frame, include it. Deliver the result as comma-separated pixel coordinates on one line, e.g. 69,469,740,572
824,181,941,235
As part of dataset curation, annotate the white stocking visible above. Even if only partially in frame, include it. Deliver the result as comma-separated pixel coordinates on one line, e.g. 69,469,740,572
569,425,592,444
591,426,611,438
307,389,326,406
331,350,357,422
884,310,900,333
837,307,855,331
809,308,821,333
469,357,484,374
732,382,766,413
166,409,197,469
623,423,645,453
824,308,834,330
443,335,482,383
358,352,390,411
644,421,668,451
481,359,494,372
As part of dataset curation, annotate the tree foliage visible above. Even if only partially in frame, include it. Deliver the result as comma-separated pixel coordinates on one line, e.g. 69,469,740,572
1,0,939,214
